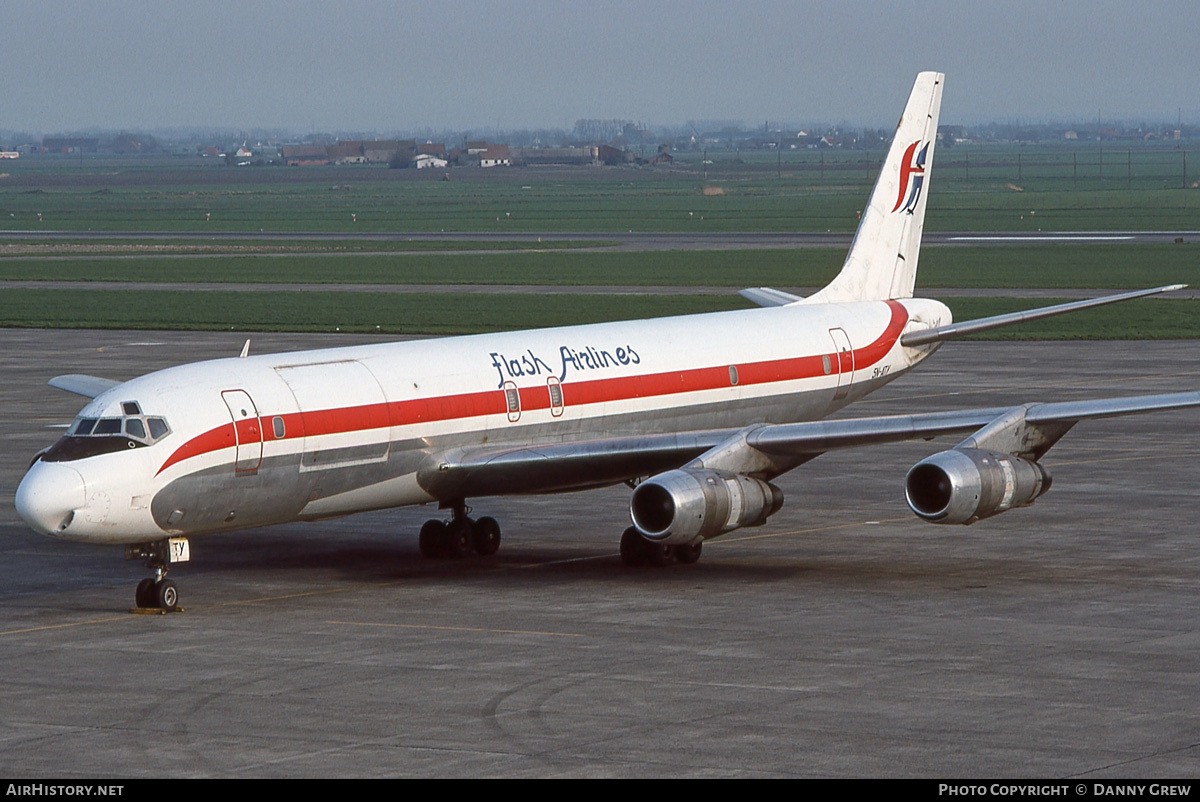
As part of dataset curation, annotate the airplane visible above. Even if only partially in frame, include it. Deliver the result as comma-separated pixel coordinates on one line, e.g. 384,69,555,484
14,72,1198,611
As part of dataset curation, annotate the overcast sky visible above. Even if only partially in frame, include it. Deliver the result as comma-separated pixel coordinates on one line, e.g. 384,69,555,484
3,0,1197,133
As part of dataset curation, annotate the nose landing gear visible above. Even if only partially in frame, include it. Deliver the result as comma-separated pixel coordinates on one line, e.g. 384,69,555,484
125,537,189,612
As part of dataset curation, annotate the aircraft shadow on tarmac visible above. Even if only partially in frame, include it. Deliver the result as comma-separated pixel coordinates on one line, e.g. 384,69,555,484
116,520,1132,595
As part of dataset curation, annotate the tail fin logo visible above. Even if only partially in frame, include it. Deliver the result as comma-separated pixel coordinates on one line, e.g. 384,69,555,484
892,140,930,214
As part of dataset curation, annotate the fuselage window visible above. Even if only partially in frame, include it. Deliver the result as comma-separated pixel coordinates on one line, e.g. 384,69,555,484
547,377,564,417
273,416,285,439
822,355,832,375
503,381,521,423
729,365,739,386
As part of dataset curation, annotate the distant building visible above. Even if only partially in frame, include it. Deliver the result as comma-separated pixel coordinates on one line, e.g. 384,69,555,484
479,144,511,167
938,124,969,144
512,146,598,166
414,154,448,169
326,141,365,164
281,145,329,166
597,144,631,166
361,140,414,163
42,137,99,153
0,151,18,159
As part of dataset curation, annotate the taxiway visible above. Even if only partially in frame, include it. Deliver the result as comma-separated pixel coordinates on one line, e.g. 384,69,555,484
1,329,1198,777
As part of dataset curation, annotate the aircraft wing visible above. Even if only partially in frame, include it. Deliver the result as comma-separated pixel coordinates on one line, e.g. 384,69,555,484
48,374,121,398
746,391,1200,454
420,391,1200,499
419,430,737,498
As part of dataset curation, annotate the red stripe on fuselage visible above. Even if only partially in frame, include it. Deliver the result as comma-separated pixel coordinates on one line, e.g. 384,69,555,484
158,301,908,475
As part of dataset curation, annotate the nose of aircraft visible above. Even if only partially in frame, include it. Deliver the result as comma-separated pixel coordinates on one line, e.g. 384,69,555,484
16,460,87,535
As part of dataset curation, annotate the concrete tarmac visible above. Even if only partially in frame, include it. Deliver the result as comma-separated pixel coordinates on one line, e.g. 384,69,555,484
4,280,1200,300
3,229,1198,249
2,329,1199,777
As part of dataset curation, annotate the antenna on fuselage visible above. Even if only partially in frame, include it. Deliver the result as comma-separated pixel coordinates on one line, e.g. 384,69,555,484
239,339,250,359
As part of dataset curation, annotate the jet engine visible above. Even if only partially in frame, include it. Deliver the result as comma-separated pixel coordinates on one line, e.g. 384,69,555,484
630,468,784,544
905,448,1051,525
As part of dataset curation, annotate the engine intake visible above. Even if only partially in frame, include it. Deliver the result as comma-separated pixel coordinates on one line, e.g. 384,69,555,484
906,448,1051,525
630,468,784,544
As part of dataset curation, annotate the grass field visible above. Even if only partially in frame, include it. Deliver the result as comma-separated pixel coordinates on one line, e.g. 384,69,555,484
1,143,1196,337
0,286,1193,339
1,143,1196,233
0,238,610,255
1,182,1193,233
0,244,1195,290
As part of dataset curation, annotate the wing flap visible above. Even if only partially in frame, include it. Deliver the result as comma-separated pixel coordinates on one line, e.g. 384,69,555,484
746,408,1009,455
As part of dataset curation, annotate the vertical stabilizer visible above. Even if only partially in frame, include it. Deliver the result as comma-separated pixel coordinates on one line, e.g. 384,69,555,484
805,72,944,303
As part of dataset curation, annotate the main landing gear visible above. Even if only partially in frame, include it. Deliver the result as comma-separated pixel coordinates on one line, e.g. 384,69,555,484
419,501,501,559
619,526,703,567
125,537,190,612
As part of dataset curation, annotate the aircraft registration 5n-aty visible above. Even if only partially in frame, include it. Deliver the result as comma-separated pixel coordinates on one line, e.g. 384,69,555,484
15,72,1197,611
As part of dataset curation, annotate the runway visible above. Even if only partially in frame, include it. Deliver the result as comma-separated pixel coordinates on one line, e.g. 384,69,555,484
3,229,1197,250
3,281,1199,300
2,329,1199,777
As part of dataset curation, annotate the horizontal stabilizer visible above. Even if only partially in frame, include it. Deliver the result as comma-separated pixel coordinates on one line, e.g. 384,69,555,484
901,285,1187,347
48,374,121,398
739,287,804,307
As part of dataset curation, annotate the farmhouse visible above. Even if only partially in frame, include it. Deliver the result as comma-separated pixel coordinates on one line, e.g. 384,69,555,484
479,144,511,167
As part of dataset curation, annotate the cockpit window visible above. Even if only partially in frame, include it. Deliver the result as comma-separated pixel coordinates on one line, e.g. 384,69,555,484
43,402,172,463
42,435,141,462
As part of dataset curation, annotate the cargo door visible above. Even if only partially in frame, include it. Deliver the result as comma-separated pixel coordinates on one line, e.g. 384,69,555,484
275,360,391,472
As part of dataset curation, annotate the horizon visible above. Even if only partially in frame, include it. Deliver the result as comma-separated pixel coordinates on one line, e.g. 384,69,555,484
3,1,1197,135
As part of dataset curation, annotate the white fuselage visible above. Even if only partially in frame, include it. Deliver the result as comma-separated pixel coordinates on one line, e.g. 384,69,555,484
16,297,950,544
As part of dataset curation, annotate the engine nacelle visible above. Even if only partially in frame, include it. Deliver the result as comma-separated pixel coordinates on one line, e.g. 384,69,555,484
905,448,1052,525
630,468,784,544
